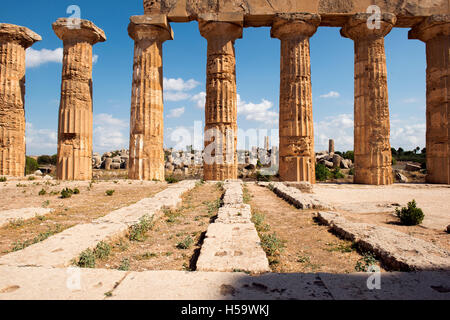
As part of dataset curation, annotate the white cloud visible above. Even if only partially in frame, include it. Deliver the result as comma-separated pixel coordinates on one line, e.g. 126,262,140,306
164,78,200,91
93,114,128,152
320,91,341,99
165,91,191,102
26,48,99,68
167,107,185,119
402,98,419,104
191,92,206,109
26,48,63,68
237,95,279,125
25,123,57,155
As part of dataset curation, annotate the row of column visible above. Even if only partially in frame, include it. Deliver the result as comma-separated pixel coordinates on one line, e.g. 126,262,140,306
0,14,448,185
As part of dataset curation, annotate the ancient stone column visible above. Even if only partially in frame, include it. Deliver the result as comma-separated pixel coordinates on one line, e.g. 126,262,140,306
329,139,335,154
271,14,320,183
53,19,106,181
341,13,396,185
409,15,450,184
128,15,173,181
0,24,41,177
199,16,243,181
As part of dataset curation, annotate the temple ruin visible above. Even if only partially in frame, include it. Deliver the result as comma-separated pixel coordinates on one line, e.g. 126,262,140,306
0,0,448,184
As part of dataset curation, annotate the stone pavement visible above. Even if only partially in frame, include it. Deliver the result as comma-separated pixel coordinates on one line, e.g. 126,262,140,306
0,180,197,268
0,207,53,228
317,212,450,271
196,181,270,273
0,266,448,300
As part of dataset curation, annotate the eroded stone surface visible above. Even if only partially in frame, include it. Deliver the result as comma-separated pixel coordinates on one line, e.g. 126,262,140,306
272,14,319,183
0,180,197,267
196,181,270,273
0,24,41,177
128,16,173,181
409,15,450,184
317,211,450,271
341,14,395,185
0,208,53,228
53,18,106,181
143,0,449,27
265,182,332,210
200,19,242,181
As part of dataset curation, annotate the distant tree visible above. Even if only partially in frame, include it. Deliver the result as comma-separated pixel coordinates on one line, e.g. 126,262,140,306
51,154,57,165
414,147,420,154
397,147,404,155
391,148,397,156
421,148,426,154
343,151,354,162
26,157,39,174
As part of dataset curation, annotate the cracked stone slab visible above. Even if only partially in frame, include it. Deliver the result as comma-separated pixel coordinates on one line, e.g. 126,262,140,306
197,181,270,273
0,208,53,228
316,212,450,271
267,182,333,210
0,180,197,268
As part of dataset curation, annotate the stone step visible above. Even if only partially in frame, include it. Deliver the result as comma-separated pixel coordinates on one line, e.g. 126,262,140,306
316,211,450,271
0,208,53,228
196,181,270,273
0,266,449,300
0,180,197,268
262,182,332,210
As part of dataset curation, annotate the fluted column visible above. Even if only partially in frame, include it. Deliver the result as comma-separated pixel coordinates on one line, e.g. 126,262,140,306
341,13,396,185
271,14,320,183
199,19,242,181
0,24,41,177
53,19,106,181
409,15,450,184
128,15,172,181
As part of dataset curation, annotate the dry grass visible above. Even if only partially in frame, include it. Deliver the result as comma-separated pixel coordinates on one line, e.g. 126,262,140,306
246,183,380,274
95,182,224,272
0,180,167,255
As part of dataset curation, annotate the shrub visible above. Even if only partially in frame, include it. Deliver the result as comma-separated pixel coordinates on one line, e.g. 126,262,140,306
0,176,6,182
73,188,80,195
395,200,424,226
260,233,285,257
348,168,354,176
331,168,345,179
355,253,378,272
105,190,115,196
176,236,194,250
94,241,111,260
315,163,331,182
256,171,272,182
60,188,73,199
128,215,154,242
38,188,47,196
25,157,39,175
165,176,179,184
118,258,130,271
77,249,96,268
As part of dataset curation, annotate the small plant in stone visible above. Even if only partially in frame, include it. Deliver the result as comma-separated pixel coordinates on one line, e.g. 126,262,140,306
355,253,378,272
77,248,96,268
38,188,47,196
73,188,80,195
395,199,424,226
0,176,6,182
128,215,154,242
176,236,194,250
94,241,111,260
105,189,115,196
118,258,130,271
165,176,178,184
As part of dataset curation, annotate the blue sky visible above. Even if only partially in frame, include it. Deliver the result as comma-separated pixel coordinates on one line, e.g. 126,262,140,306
2,1,427,155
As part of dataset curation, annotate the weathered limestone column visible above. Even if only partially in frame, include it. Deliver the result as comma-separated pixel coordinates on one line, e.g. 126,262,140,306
53,19,106,181
409,15,450,184
0,24,41,177
199,14,243,181
341,13,396,185
271,14,320,183
128,15,173,181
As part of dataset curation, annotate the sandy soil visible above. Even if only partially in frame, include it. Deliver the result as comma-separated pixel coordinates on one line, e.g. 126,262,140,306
246,184,374,274
95,182,224,272
312,183,450,251
0,178,167,255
